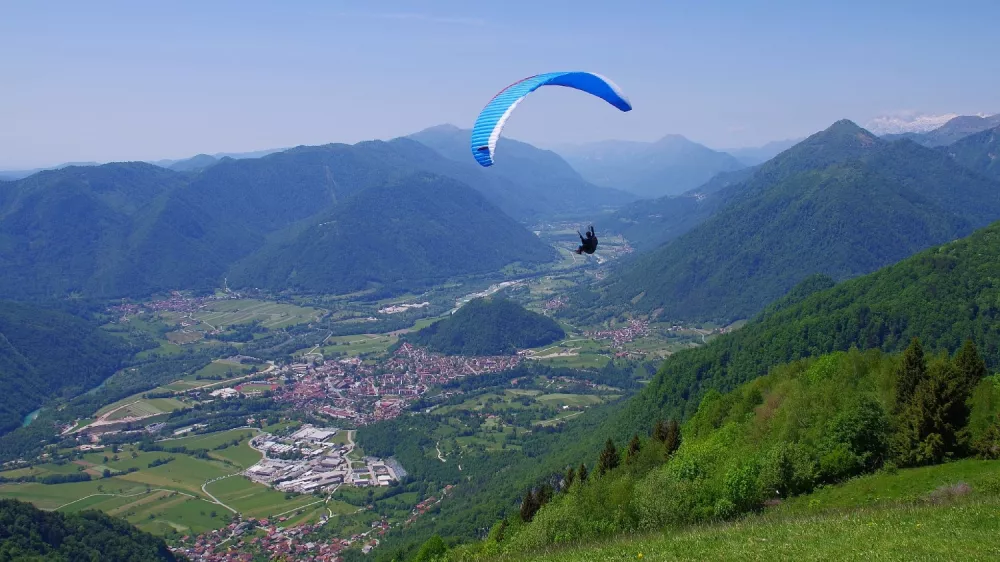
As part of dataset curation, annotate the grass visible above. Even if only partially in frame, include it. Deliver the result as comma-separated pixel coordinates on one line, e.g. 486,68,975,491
189,299,321,330
776,459,1000,515
104,398,188,421
186,359,251,382
505,496,1000,561
204,476,328,519
534,394,604,408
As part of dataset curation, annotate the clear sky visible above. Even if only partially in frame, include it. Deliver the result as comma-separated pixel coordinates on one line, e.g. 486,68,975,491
2,0,998,169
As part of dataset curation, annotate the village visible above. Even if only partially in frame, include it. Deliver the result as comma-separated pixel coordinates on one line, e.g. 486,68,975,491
263,343,523,425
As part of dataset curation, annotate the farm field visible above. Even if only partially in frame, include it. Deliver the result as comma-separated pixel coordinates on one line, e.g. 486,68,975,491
182,299,322,330
204,475,337,519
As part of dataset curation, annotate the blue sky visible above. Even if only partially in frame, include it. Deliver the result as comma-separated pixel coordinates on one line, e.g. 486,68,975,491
1,0,998,168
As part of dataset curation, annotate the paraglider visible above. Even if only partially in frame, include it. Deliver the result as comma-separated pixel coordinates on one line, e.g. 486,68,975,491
575,226,598,255
470,71,632,167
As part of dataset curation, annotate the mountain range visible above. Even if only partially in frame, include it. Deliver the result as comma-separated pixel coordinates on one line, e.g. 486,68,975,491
881,113,1000,147
553,135,746,198
593,119,1000,323
407,125,635,219
0,134,608,300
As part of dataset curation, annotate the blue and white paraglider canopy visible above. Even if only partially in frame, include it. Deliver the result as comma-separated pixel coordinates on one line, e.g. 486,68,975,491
470,71,632,167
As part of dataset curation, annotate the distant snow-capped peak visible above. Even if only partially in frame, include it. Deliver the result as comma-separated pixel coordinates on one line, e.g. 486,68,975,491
864,112,984,135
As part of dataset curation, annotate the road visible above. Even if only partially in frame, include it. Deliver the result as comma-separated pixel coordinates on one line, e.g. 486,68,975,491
201,474,239,513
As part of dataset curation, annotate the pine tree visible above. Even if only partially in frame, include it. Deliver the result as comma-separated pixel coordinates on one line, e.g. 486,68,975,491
626,433,642,463
895,355,975,466
537,483,554,507
519,489,538,522
664,420,682,457
564,466,576,490
953,338,988,395
578,463,588,484
598,438,619,476
895,337,927,410
652,419,668,442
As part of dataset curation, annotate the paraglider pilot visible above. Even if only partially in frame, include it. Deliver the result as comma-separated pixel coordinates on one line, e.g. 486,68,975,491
576,226,598,255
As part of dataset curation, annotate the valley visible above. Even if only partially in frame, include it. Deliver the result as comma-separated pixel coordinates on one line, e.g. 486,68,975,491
0,226,708,560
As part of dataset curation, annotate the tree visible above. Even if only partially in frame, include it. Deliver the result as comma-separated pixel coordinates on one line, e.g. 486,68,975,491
536,484,553,507
519,489,539,522
895,337,926,410
953,339,988,396
664,420,682,457
577,463,588,484
895,354,976,466
652,419,668,442
626,433,642,463
414,534,448,562
563,466,576,490
597,438,619,476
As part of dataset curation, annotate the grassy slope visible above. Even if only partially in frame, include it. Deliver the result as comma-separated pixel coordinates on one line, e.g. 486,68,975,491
502,460,1000,561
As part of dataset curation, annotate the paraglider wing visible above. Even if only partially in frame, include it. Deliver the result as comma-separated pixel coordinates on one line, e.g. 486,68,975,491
470,72,632,167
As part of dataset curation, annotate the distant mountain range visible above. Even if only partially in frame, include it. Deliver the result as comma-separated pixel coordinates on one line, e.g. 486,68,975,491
552,135,746,198
592,119,1000,323
407,125,635,219
0,148,287,181
0,132,618,300
880,113,1000,147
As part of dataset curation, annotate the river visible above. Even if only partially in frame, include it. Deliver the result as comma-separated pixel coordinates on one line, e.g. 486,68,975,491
22,408,40,427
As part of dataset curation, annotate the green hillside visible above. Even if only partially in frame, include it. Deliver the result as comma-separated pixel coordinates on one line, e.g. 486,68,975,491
230,174,558,294
447,342,1000,559
407,297,565,356
596,120,1000,323
0,301,132,435
944,125,1000,181
0,498,182,561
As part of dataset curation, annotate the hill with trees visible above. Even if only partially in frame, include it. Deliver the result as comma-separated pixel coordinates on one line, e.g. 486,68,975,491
0,134,596,301
230,174,558,294
0,300,132,436
554,135,746,198
449,342,1000,559
406,297,565,356
943,125,1000,181
592,120,1000,323
0,498,182,561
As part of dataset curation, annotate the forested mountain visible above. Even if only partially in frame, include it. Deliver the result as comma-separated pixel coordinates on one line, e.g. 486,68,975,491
230,174,557,294
0,499,182,561
166,153,218,172
610,167,755,250
0,300,132,435
407,125,635,219
943,126,1000,180
555,135,746,198
0,135,583,300
406,297,565,355
595,120,1000,323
